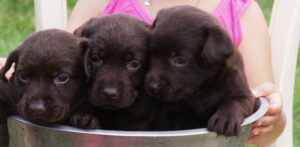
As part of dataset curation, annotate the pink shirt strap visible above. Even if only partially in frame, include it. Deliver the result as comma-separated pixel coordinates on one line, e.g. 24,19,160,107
102,0,253,47
102,0,152,24
213,0,252,47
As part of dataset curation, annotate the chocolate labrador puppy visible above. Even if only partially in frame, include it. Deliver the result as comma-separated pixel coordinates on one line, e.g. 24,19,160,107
72,14,212,131
145,6,254,136
0,29,91,146
71,14,153,130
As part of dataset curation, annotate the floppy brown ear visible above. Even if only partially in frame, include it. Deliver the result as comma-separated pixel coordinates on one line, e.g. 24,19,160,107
78,38,91,79
200,26,234,64
73,25,84,37
0,49,20,82
152,17,158,29
73,17,98,37
152,9,165,29
83,48,91,80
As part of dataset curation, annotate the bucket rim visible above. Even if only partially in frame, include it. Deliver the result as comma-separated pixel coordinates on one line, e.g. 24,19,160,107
8,97,268,137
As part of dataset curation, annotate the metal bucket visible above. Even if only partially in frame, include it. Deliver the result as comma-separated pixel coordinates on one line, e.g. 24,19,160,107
8,98,268,147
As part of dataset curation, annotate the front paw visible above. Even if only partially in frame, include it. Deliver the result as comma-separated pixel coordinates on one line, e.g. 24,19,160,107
207,112,243,137
69,113,101,129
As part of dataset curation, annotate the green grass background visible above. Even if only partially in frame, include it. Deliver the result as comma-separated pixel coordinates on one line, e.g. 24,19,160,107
0,0,299,146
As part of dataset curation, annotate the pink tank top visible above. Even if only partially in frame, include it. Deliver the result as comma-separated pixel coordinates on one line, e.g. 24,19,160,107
102,0,252,47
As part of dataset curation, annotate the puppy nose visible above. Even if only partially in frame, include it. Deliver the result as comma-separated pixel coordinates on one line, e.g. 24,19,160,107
103,86,118,99
147,78,165,93
28,99,46,114
149,81,160,92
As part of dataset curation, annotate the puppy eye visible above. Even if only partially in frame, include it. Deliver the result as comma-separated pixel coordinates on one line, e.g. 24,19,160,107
170,56,188,67
90,54,103,65
127,60,141,72
54,73,70,85
18,72,30,83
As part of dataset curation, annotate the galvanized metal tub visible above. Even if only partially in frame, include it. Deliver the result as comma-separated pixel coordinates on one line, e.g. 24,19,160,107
8,98,268,147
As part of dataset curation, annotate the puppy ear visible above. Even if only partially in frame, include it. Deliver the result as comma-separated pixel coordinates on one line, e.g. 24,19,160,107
74,17,98,37
73,25,84,37
0,49,20,82
79,38,90,51
79,38,91,79
83,48,91,80
200,27,234,64
152,17,158,28
152,9,165,28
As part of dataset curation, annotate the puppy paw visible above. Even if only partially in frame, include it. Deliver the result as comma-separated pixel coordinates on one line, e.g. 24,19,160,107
69,113,101,129
207,112,243,137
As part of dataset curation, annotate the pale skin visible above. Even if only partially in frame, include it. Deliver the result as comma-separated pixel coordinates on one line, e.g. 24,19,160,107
0,0,286,146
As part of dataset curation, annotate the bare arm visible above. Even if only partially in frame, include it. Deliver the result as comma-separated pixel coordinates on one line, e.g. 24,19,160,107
238,1,285,146
0,58,14,79
0,58,5,69
66,0,109,33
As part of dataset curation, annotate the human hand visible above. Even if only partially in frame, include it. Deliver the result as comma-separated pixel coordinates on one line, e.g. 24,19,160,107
247,82,283,144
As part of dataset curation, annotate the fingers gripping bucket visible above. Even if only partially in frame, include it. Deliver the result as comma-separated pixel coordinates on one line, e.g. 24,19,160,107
7,98,268,147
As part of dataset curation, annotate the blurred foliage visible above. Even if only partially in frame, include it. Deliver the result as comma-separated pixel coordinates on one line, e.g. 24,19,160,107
0,0,34,56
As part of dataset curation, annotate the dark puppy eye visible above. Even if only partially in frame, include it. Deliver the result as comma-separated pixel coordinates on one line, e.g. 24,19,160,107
170,56,188,67
127,60,141,72
54,73,70,85
90,54,103,65
18,72,30,83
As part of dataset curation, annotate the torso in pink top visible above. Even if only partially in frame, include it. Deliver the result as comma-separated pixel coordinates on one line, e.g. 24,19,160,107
102,0,252,47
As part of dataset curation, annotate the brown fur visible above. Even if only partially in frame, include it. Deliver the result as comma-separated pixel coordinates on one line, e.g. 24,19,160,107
0,29,90,146
71,14,155,130
75,14,151,108
145,6,255,136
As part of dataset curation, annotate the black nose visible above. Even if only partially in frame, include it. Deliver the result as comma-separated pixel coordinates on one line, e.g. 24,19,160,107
28,99,46,115
103,86,118,99
146,77,165,93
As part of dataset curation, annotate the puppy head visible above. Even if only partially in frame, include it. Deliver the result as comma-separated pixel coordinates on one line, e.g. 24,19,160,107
145,6,234,102
0,29,89,124
75,14,150,109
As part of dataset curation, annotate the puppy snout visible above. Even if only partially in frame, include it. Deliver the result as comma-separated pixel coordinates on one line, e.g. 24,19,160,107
103,86,119,100
28,99,46,115
146,77,165,93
